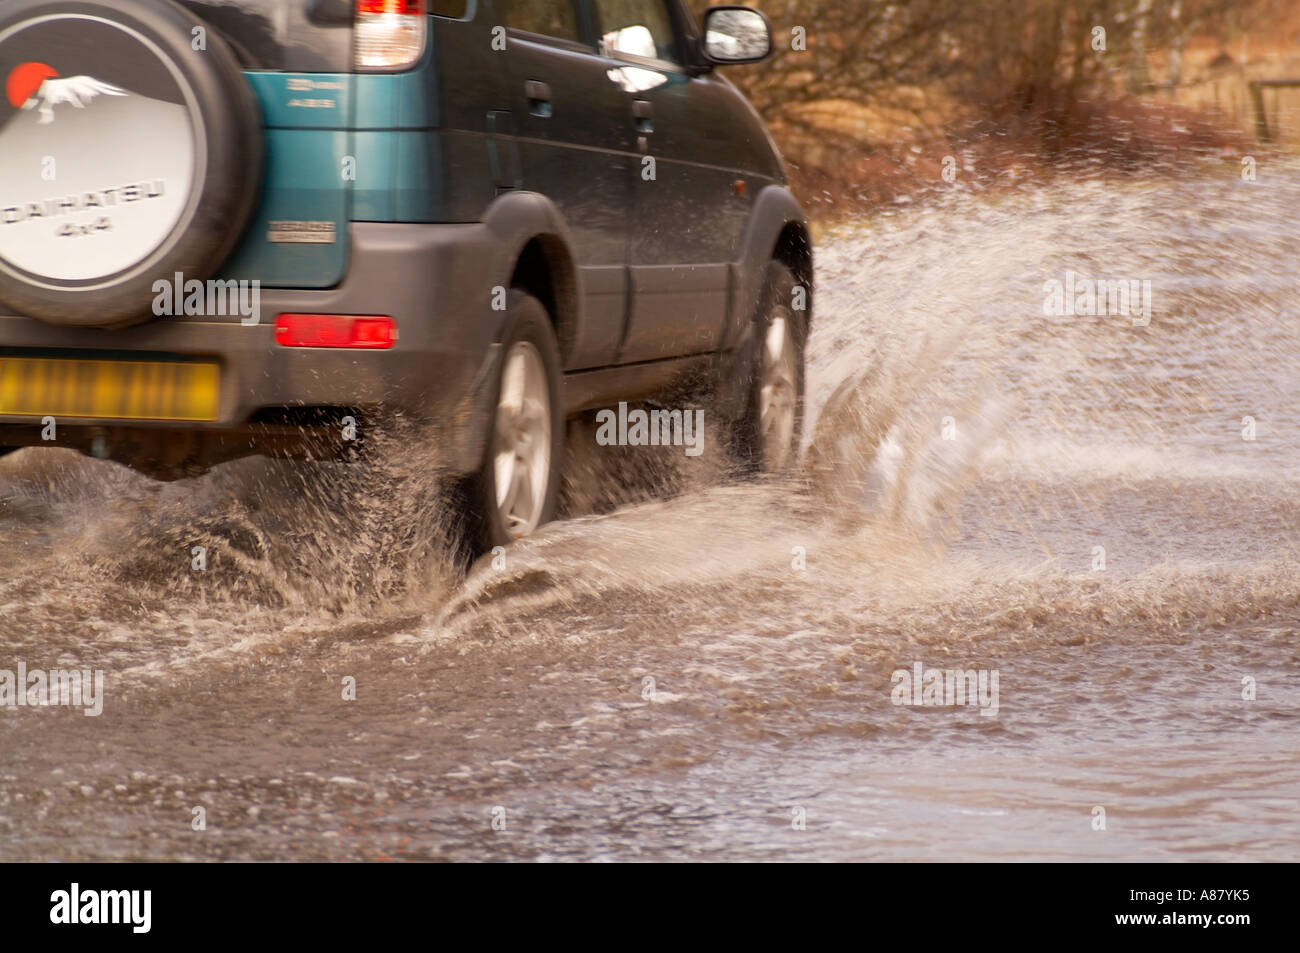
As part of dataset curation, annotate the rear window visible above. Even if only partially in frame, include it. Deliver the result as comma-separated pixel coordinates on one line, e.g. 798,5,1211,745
177,0,354,72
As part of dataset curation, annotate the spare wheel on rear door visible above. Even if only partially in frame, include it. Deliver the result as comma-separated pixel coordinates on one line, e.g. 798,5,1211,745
0,0,262,327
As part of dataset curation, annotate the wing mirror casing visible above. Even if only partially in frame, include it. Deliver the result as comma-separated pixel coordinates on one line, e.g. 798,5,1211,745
700,6,773,66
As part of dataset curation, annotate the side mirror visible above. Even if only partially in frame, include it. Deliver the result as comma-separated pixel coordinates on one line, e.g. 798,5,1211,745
701,6,772,65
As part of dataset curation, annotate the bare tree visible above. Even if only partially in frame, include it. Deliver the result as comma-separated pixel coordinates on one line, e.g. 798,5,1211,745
694,0,1255,138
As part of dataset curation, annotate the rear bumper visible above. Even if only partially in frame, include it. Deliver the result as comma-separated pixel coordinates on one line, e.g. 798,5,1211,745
0,222,507,474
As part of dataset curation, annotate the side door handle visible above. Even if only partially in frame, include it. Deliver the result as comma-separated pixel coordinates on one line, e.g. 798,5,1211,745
632,98,653,133
524,80,552,117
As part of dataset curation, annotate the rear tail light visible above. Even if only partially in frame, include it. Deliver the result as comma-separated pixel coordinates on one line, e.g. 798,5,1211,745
355,0,427,70
274,314,397,349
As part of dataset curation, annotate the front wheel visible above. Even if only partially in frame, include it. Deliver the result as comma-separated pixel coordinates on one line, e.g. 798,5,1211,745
466,292,564,553
734,261,807,473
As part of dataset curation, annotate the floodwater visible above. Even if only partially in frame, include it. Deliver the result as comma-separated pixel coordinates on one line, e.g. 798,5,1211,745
1,169,1297,861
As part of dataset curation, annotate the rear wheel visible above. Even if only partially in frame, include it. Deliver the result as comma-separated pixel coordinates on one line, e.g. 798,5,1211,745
465,292,564,553
735,261,806,473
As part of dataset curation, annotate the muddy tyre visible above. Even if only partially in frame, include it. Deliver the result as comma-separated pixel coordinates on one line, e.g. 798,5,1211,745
733,261,807,473
463,292,565,554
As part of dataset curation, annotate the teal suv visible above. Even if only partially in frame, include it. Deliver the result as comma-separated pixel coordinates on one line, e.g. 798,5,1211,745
0,0,811,548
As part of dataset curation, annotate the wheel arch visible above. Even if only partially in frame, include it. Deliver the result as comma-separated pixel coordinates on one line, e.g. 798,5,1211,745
481,192,581,364
772,220,814,329
725,185,813,351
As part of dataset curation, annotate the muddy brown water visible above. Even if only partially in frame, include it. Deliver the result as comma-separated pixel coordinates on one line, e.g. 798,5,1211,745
1,170,1297,861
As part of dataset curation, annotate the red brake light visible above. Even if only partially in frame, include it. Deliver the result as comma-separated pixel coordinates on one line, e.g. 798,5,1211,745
356,0,424,13
274,314,397,349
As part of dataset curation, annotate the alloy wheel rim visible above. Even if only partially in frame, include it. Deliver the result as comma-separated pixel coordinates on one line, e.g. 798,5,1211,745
492,341,551,537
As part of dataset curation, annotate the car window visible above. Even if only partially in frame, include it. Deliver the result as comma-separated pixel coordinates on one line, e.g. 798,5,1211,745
591,0,679,65
507,0,581,42
177,0,352,71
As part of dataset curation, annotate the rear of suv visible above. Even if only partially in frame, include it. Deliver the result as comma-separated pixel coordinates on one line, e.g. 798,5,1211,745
0,0,812,550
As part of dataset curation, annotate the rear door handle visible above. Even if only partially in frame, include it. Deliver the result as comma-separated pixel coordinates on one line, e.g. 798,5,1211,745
525,80,552,117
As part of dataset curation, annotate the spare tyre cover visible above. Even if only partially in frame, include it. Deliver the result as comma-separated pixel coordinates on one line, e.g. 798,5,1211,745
0,0,262,327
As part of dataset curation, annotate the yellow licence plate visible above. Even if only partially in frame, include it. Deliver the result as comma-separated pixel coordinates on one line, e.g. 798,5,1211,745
0,357,220,422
